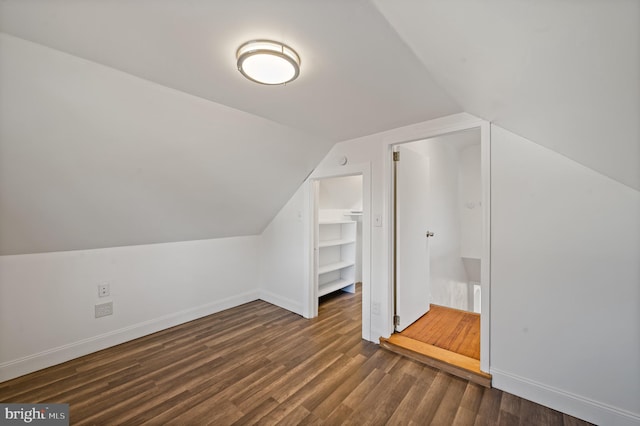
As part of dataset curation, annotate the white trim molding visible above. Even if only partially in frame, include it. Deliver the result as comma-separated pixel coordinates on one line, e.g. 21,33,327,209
492,368,640,426
259,290,303,316
0,291,260,382
382,115,491,372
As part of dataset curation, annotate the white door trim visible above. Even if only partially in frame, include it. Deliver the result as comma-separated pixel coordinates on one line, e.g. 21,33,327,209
384,119,491,373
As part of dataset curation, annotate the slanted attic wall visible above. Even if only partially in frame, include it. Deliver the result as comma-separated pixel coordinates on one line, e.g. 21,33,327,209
373,0,640,192
0,33,332,255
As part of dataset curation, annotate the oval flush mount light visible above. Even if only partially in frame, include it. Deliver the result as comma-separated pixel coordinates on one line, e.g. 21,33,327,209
236,40,301,85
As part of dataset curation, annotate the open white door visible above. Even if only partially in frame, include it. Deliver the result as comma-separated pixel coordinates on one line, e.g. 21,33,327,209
394,145,431,331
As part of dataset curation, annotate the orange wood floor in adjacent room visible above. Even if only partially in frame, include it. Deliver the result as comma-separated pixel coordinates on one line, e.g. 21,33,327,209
380,303,489,386
401,304,481,360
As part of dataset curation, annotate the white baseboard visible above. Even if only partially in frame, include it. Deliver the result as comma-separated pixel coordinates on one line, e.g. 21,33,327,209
259,290,303,316
0,290,260,383
491,368,640,426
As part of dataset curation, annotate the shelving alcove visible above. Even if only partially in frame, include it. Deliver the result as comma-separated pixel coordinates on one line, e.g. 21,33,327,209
317,219,356,297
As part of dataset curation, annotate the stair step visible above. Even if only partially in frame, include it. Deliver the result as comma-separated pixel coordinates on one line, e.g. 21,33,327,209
380,334,492,388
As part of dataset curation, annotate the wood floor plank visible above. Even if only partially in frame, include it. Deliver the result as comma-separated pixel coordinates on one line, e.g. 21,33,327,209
297,354,367,412
322,404,354,425
499,390,522,420
92,382,192,426
474,387,504,425
409,371,452,424
455,381,485,424
349,371,416,424
0,286,593,426
430,375,468,425
168,396,243,426
519,397,565,426
386,365,437,424
267,405,310,426
306,354,375,419
341,368,386,410
230,397,280,425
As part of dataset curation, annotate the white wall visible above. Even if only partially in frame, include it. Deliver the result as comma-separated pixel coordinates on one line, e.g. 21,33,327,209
0,236,260,382
0,33,331,255
404,138,469,310
319,176,363,211
490,126,640,426
459,144,482,259
258,186,308,316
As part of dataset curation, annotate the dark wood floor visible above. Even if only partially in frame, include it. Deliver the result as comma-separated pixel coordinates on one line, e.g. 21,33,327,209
0,286,592,425
402,304,481,360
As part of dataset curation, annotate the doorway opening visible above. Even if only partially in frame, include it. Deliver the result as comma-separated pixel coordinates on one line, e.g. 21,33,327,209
307,164,372,342
382,126,491,385
316,175,362,298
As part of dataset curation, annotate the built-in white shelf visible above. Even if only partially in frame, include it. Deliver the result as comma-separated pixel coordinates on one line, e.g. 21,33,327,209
317,217,357,297
318,279,353,297
318,260,355,275
318,238,356,248
319,220,355,224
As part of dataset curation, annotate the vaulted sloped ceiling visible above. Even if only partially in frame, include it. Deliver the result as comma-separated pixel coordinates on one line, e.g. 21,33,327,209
374,0,640,191
1,1,637,255
0,0,459,141
0,1,460,255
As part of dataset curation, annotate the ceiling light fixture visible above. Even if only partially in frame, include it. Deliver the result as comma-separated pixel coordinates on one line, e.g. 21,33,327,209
236,40,301,85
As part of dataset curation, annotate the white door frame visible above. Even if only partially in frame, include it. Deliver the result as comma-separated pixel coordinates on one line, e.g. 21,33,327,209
386,120,491,373
305,162,372,341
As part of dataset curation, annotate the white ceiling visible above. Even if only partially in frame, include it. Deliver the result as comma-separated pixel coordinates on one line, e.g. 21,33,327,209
374,0,640,191
0,0,460,142
0,1,462,254
0,0,637,255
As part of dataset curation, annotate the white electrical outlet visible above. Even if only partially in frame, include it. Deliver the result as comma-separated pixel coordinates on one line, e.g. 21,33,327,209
98,284,110,297
95,302,113,318
372,302,381,315
374,214,383,227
